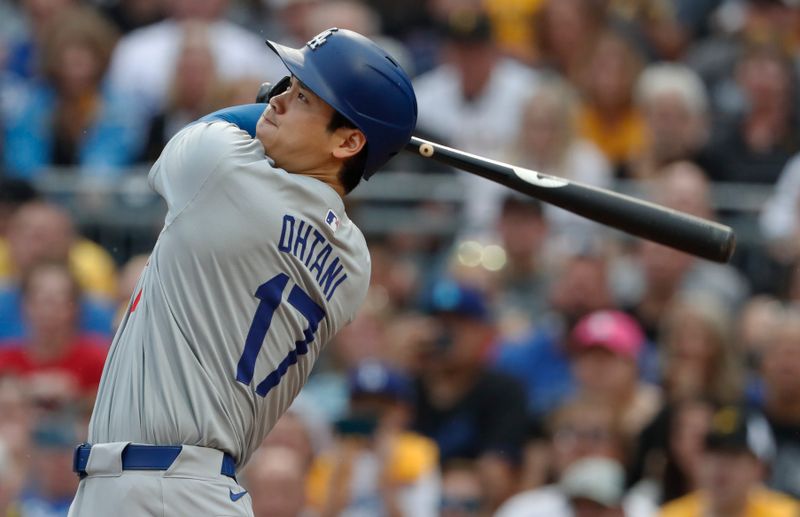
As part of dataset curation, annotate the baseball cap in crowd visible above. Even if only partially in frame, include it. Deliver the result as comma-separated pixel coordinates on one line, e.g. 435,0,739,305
705,405,776,463
571,310,645,360
348,360,413,402
560,457,626,508
438,10,493,43
422,279,490,321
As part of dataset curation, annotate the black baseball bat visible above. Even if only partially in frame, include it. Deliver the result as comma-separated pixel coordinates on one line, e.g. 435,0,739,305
254,82,734,262
404,136,736,263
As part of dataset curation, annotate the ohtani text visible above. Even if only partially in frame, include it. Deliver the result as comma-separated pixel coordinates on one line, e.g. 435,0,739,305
277,214,348,301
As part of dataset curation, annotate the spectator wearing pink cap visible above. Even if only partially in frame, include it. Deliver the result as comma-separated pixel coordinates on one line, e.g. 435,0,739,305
570,310,662,440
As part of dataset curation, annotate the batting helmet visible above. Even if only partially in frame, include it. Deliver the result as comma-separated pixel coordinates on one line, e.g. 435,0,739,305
266,28,418,179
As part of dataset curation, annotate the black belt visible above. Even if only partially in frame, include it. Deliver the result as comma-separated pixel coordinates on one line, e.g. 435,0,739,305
73,443,237,478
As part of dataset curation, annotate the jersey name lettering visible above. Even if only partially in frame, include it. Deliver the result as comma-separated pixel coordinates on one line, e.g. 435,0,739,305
278,214,348,301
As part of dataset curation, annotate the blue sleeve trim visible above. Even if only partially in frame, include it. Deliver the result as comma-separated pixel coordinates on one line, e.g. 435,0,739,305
197,104,267,138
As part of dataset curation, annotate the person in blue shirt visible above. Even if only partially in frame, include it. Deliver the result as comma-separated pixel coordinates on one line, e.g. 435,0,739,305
3,6,146,179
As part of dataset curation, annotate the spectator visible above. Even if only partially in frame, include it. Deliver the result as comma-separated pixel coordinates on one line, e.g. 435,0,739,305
3,5,147,179
620,163,749,341
2,0,76,81
0,262,108,410
630,398,714,506
560,457,628,517
737,295,783,391
304,0,414,75
658,294,743,406
490,195,550,339
13,414,80,516
244,445,313,517
107,0,285,116
513,78,612,248
303,302,391,423
0,179,37,238
629,296,744,503
494,250,613,417
1,201,116,297
577,29,646,175
515,419,551,493
757,308,800,499
686,0,799,128
0,375,36,484
703,44,799,185
0,438,21,517
412,279,527,510
0,201,116,341
659,405,798,517
495,397,656,516
483,0,544,63
413,10,540,231
652,163,753,306
0,377,30,514
260,397,330,471
606,0,687,60
264,0,323,48
570,310,662,439
628,63,712,180
533,0,605,83
439,459,487,517
307,360,440,517
367,239,423,313
760,152,800,263
217,75,268,107
138,21,227,162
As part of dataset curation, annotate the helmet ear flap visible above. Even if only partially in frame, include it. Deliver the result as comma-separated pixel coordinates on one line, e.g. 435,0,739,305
255,76,291,103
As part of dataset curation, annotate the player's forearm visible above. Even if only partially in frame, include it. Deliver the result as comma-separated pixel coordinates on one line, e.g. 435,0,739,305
196,104,266,138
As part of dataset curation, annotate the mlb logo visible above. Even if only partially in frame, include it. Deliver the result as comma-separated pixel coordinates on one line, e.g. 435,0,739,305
325,209,340,232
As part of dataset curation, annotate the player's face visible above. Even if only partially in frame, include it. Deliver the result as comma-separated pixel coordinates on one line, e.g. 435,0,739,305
255,76,341,174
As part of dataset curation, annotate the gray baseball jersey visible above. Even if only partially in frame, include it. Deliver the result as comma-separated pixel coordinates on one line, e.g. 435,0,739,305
88,121,370,468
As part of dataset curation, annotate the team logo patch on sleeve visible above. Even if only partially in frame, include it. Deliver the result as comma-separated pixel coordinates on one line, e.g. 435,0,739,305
325,209,340,232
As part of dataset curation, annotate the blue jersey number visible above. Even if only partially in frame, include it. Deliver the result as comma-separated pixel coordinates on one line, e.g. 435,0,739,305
236,273,326,397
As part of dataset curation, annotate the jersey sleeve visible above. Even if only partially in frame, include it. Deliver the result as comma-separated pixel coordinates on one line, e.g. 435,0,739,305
147,121,254,224
197,104,266,138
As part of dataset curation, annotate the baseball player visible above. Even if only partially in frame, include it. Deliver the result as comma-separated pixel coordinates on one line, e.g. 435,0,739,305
68,28,417,516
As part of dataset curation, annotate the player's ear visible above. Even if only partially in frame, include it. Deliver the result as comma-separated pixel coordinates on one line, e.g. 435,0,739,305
332,129,366,160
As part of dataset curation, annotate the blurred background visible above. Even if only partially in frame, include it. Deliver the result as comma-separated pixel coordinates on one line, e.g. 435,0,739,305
2,0,800,516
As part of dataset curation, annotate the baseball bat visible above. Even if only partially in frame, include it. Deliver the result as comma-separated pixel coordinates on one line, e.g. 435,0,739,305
404,136,736,263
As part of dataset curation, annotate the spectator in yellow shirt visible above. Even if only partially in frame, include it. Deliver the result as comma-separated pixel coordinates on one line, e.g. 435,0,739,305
0,200,117,300
577,29,646,174
660,405,799,517
306,360,440,517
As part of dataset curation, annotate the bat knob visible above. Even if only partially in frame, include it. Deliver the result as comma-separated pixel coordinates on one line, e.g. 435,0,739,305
255,82,272,103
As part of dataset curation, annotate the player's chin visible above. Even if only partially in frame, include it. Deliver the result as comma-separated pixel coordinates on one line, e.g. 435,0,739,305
255,120,274,147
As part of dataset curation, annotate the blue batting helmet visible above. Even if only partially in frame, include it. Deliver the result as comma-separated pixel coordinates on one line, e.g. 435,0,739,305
266,28,418,179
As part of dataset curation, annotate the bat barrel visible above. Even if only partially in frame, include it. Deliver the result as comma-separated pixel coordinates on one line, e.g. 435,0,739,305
405,137,736,263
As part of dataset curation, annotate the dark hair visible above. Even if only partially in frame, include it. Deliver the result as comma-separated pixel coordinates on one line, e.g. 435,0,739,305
501,194,543,217
328,111,369,194
0,178,38,205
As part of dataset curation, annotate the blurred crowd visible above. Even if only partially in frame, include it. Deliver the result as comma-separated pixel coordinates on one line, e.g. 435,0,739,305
3,0,800,516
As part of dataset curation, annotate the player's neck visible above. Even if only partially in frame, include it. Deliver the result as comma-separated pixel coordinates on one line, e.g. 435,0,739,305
298,166,345,197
